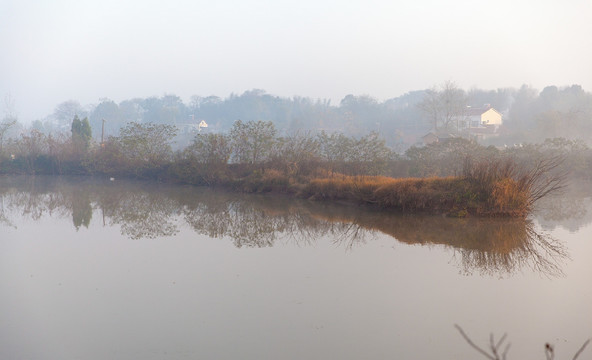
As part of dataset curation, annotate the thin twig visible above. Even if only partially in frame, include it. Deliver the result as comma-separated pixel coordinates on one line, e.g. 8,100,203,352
496,333,508,349
455,324,496,360
502,343,511,360
490,333,500,359
573,339,591,360
456,324,589,360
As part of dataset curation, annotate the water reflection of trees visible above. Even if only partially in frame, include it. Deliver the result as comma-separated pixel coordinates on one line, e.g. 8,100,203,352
291,207,569,277
0,176,70,221
179,191,337,248
0,176,573,276
0,176,180,239
100,187,180,240
450,221,567,277
0,196,16,228
71,188,92,230
534,193,592,232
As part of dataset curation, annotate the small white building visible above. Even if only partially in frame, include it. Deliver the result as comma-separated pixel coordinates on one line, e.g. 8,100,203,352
461,105,503,130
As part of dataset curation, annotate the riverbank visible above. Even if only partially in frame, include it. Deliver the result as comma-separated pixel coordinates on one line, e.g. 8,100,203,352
202,170,529,218
1,153,562,218
160,158,546,217
0,120,571,217
0,160,553,218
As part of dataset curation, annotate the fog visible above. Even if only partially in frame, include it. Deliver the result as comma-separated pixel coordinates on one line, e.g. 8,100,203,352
2,0,591,123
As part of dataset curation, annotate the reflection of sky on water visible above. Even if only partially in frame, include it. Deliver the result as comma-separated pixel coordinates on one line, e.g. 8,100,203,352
1,176,591,360
534,194,592,232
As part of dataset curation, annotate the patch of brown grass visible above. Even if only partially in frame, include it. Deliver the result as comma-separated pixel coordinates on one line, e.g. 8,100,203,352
173,156,561,217
301,174,471,214
300,169,535,217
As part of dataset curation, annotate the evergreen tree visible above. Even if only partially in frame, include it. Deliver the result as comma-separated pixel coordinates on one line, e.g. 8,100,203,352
71,115,82,139
81,117,92,145
71,115,92,150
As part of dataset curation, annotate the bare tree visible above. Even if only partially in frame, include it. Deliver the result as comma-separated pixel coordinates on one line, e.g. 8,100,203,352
418,80,467,132
0,119,16,154
229,120,277,164
520,155,568,207
53,100,85,129
1,93,18,154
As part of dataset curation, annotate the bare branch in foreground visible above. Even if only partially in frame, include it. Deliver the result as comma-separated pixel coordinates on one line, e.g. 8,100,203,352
456,324,590,360
455,324,508,360
572,339,590,360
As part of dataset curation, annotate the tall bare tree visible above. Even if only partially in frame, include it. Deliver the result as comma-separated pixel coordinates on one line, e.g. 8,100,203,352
418,80,467,132
1,93,18,154
229,120,276,164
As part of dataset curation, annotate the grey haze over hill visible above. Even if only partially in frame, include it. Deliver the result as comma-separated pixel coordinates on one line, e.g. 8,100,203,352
2,0,591,123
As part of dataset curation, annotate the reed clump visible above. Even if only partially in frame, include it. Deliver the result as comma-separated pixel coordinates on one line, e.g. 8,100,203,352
301,175,472,215
461,156,565,217
169,153,564,217
299,157,565,217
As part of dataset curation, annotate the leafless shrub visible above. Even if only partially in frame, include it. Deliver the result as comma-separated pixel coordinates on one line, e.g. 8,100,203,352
463,155,567,215
518,155,568,207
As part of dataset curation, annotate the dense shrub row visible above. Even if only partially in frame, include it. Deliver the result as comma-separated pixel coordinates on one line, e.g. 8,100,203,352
0,120,571,216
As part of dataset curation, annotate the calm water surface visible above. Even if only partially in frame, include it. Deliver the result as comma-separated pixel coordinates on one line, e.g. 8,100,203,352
1,176,591,360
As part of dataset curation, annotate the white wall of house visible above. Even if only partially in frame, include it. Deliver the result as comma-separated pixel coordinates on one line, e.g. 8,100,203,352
480,108,502,126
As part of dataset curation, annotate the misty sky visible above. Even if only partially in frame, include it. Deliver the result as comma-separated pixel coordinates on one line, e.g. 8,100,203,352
2,0,591,122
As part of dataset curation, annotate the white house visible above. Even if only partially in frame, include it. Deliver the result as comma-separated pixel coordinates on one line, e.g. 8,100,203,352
461,105,503,130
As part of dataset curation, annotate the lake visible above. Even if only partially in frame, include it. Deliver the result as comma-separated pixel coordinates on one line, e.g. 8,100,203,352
1,175,591,360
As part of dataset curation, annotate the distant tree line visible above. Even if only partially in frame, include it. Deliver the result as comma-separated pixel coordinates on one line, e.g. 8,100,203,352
9,83,588,152
3,112,592,184
1,114,586,219
0,117,396,179
1,82,591,188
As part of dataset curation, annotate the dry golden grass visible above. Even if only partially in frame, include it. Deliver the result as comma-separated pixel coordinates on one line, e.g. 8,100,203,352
300,171,531,217
174,157,555,217
490,178,529,217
